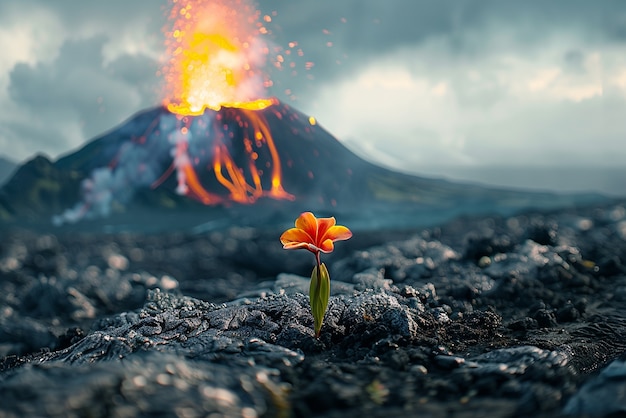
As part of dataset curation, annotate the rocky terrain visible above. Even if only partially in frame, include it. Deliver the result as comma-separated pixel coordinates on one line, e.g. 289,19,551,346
1,200,626,417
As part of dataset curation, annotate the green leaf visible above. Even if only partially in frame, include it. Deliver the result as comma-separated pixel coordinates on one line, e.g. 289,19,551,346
309,263,330,338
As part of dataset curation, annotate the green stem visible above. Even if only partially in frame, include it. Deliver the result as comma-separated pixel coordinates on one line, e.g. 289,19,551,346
314,251,323,338
316,251,321,279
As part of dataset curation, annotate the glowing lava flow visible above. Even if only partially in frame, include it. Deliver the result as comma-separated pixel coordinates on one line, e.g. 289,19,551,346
159,0,294,205
153,104,294,205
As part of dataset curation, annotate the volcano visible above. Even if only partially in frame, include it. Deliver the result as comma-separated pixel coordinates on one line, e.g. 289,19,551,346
0,100,604,232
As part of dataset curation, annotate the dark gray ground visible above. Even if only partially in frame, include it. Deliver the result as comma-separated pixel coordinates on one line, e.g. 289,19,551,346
1,200,626,417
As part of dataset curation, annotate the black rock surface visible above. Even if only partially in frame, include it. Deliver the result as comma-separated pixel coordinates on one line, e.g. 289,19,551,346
1,200,626,417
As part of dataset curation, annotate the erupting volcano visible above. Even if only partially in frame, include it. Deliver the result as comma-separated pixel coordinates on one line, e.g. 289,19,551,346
0,0,604,231
52,0,311,224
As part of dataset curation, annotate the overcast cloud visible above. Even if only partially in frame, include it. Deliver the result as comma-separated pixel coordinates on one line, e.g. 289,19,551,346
0,1,624,188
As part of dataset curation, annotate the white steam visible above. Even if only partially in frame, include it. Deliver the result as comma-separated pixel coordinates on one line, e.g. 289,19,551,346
53,111,216,225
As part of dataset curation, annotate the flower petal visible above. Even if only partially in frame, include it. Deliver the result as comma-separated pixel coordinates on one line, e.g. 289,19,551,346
316,217,337,245
295,212,318,241
280,212,351,255
280,228,313,246
319,238,335,253
283,242,311,251
324,225,352,242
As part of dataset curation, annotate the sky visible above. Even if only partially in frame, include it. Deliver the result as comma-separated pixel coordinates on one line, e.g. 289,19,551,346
0,0,625,194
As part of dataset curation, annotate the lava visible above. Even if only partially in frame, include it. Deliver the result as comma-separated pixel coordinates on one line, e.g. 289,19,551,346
159,0,294,205
162,0,273,115
153,104,294,205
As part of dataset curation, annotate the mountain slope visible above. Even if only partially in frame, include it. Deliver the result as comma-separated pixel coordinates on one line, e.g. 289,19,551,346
0,155,17,186
0,101,606,231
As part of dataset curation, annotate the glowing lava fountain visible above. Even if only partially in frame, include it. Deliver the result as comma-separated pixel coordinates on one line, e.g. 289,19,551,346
162,0,275,115
158,0,293,205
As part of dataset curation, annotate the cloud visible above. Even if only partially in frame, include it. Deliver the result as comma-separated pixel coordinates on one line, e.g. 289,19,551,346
0,6,64,85
2,35,159,159
308,29,626,170
261,0,626,103
0,0,164,160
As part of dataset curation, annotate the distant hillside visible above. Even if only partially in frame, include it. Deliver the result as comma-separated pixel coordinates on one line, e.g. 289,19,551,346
0,156,17,186
0,102,608,232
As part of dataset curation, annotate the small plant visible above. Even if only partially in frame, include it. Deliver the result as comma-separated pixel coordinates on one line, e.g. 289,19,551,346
280,212,352,337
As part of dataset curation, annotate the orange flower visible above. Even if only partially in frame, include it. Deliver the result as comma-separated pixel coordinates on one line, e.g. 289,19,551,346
280,212,352,254
281,211,352,338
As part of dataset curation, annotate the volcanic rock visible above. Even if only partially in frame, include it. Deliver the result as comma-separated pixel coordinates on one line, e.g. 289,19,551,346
564,358,626,416
1,200,626,417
